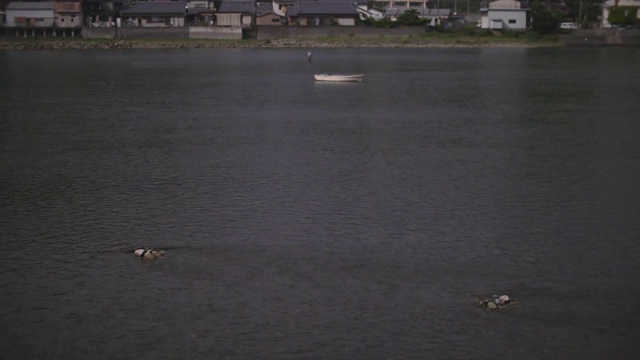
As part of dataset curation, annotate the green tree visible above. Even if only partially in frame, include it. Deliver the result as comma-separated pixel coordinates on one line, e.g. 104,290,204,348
608,6,639,25
530,1,563,34
396,9,428,26
398,9,420,22
563,0,602,25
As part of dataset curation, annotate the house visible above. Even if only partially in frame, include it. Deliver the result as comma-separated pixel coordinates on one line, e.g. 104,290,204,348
5,1,55,29
372,0,430,11
286,0,360,26
216,0,254,28
602,0,640,28
256,1,284,26
385,6,451,25
82,0,124,28
54,0,82,31
120,1,186,27
186,0,216,26
479,0,528,30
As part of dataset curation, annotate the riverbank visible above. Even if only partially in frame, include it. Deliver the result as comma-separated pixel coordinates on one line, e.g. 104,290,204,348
0,34,562,50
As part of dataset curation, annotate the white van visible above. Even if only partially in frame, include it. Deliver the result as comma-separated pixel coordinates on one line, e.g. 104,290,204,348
561,22,579,30
368,9,384,21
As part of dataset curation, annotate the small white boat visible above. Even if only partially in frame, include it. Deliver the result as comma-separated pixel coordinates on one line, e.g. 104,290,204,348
314,74,364,82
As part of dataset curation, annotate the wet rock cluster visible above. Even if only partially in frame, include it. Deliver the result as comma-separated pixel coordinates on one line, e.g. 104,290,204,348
476,294,511,310
133,248,166,261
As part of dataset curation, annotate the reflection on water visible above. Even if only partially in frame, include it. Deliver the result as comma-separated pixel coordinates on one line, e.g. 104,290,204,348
1,47,639,360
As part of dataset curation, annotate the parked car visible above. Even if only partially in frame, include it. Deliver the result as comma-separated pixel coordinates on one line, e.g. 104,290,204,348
121,20,137,28
560,22,579,30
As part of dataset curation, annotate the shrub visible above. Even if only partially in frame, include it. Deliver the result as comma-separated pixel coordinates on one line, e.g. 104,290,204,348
608,6,639,25
373,19,398,28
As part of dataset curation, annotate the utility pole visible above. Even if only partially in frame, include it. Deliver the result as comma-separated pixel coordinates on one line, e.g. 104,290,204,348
579,0,582,23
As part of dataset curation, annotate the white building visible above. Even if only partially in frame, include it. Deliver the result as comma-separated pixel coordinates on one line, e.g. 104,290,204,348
480,0,528,31
5,2,55,28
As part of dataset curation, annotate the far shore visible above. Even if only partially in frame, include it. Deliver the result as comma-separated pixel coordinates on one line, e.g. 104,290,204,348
0,35,563,50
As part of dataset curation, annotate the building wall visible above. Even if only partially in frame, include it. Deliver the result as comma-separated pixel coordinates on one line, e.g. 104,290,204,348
336,18,355,26
241,14,252,27
293,16,357,26
125,16,184,28
187,1,215,11
6,9,55,27
217,13,242,27
54,2,81,28
256,14,282,26
481,10,527,30
55,14,82,28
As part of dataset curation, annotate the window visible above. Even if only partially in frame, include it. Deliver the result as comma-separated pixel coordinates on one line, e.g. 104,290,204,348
508,19,516,24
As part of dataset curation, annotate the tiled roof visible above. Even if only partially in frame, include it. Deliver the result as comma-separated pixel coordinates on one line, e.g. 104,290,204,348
218,0,254,13
6,1,55,10
256,2,274,16
288,1,357,16
121,1,187,15
188,8,215,14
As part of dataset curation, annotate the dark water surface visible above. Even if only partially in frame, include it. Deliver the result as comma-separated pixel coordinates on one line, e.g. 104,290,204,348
1,47,639,359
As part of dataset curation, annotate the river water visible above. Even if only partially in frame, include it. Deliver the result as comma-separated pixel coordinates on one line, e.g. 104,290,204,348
1,47,639,359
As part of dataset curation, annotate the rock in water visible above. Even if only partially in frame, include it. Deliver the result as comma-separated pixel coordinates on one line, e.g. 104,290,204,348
133,248,165,260
150,250,165,257
487,302,498,309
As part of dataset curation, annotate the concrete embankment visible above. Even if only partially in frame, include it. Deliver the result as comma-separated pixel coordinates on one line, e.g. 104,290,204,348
560,29,640,46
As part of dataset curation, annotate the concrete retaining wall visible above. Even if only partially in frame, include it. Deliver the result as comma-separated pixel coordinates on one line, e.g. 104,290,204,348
561,29,640,46
189,27,242,40
82,27,116,39
256,26,426,40
116,27,188,40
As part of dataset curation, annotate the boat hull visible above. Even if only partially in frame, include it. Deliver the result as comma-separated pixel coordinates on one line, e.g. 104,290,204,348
314,74,364,82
